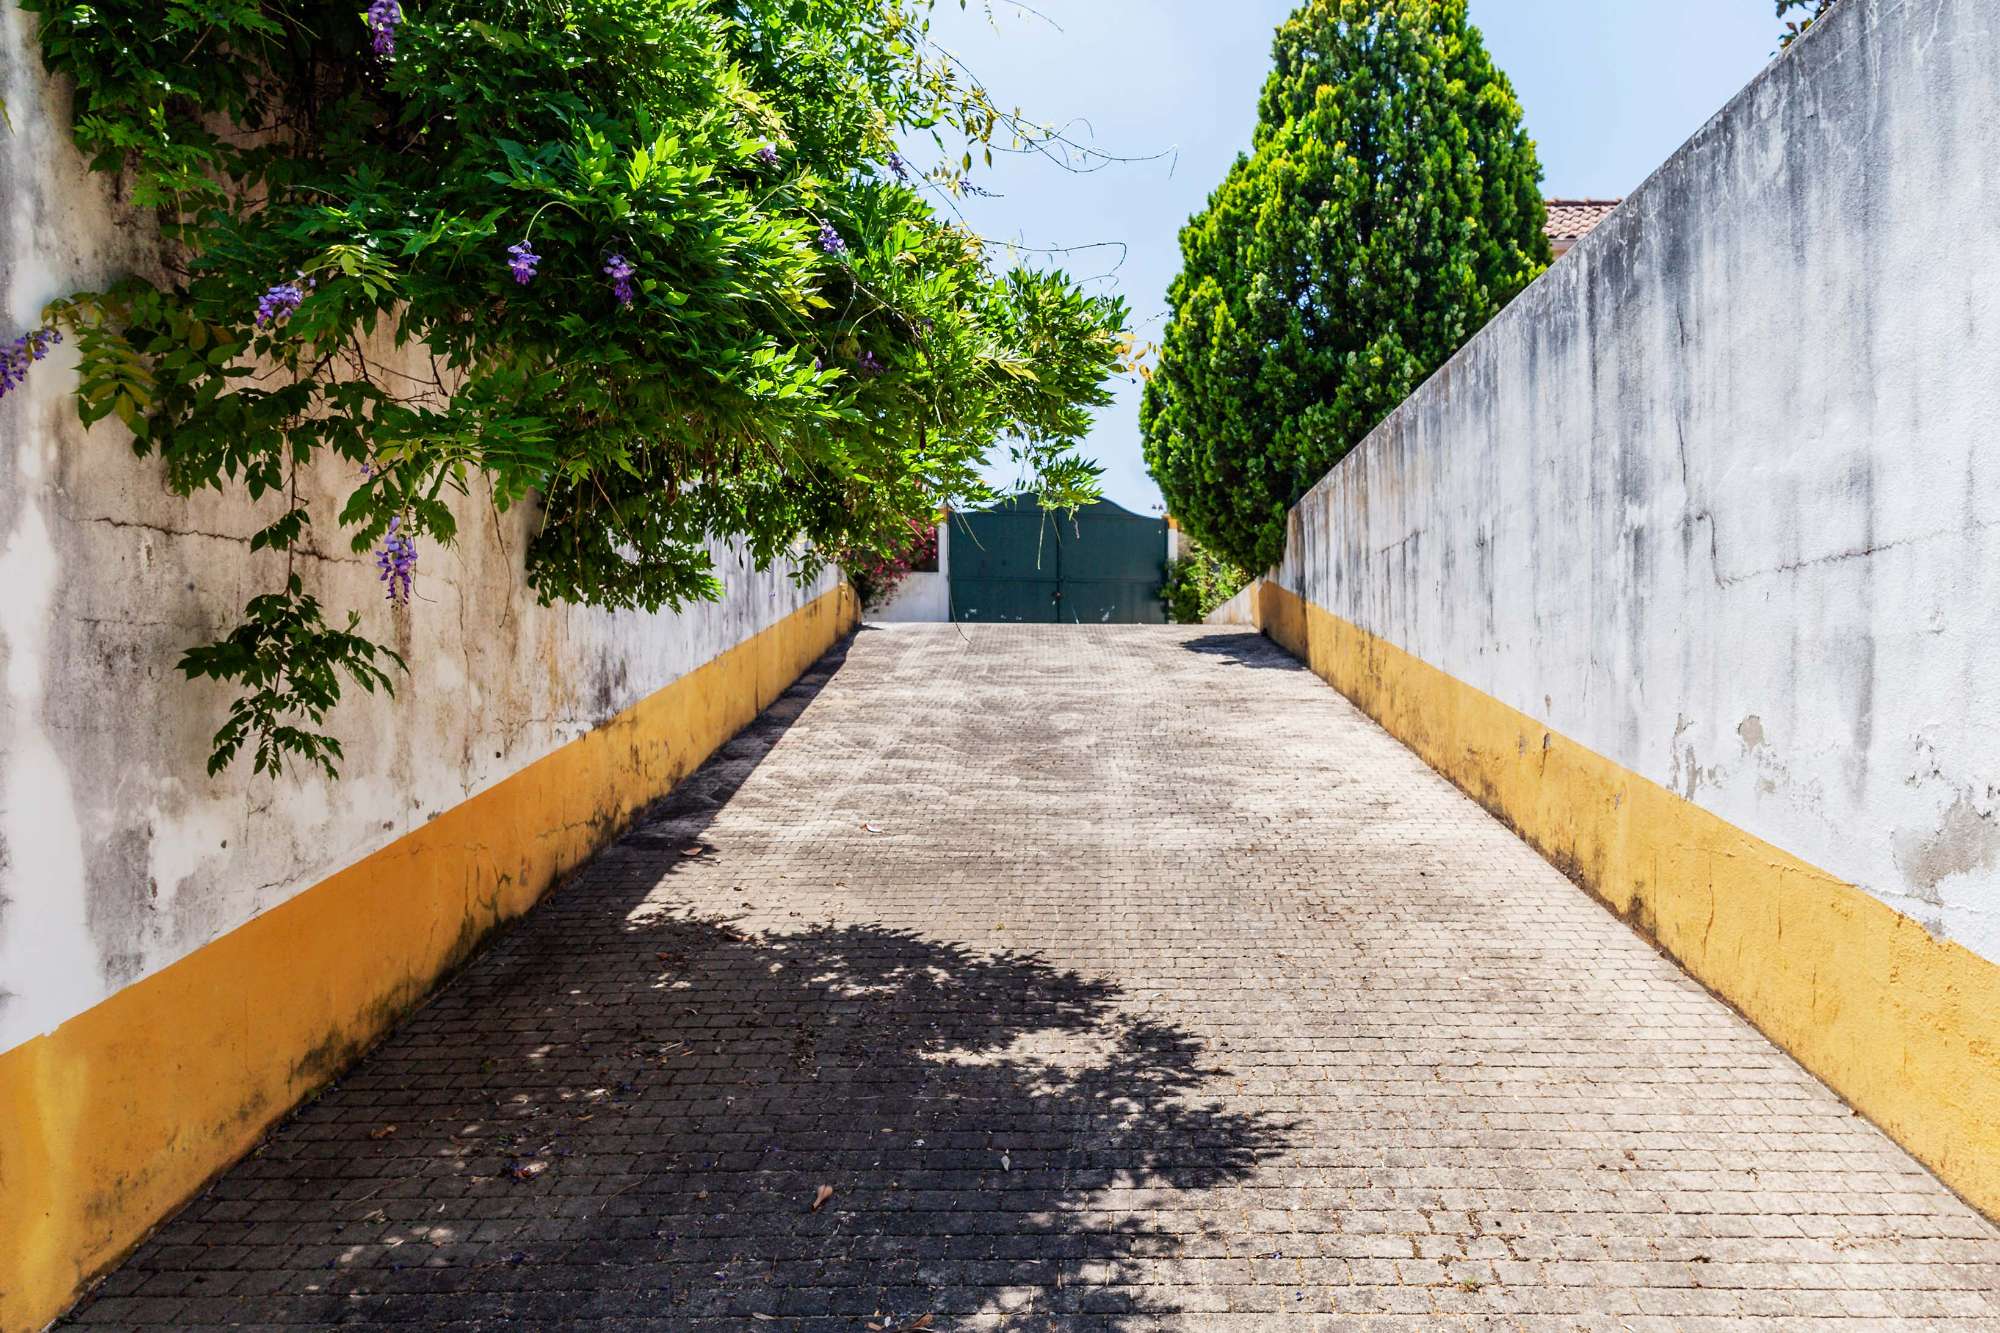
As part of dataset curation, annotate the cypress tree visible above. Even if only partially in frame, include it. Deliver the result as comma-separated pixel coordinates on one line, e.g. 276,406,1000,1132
1141,0,1549,573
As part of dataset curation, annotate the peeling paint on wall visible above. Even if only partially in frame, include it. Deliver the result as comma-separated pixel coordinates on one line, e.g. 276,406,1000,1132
1896,792,2000,908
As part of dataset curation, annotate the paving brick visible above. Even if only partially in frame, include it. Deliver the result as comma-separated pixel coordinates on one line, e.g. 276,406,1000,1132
60,625,2000,1328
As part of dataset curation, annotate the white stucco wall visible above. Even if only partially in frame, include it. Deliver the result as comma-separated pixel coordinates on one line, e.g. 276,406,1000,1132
1275,0,2000,964
866,523,951,622
868,571,949,621
0,11,840,1055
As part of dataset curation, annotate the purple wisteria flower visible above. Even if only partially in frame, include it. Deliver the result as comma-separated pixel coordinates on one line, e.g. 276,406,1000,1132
0,326,61,401
754,145,781,167
366,0,402,56
254,278,307,328
886,152,908,181
856,349,884,377
375,515,417,603
816,221,846,255
507,240,540,285
603,253,637,306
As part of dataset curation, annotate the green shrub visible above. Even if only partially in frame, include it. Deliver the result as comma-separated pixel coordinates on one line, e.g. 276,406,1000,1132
1141,0,1548,574
1161,539,1251,624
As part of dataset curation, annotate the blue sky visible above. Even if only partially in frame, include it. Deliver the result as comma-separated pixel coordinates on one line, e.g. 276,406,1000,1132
924,1,1783,514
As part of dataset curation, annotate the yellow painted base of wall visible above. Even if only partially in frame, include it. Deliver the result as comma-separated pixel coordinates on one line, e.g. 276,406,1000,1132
1255,582,2000,1219
0,584,857,1332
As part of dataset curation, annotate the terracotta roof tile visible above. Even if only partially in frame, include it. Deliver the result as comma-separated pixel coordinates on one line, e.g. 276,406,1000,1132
1544,198,1623,243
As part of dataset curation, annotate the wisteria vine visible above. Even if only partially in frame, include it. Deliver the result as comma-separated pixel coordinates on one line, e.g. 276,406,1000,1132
18,0,1128,781
0,326,62,400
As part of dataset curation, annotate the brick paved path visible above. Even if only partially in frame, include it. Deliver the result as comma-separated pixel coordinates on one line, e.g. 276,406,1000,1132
68,627,2000,1330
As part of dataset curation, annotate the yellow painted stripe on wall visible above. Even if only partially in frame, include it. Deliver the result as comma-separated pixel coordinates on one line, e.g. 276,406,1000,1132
0,584,858,1332
1256,582,2000,1219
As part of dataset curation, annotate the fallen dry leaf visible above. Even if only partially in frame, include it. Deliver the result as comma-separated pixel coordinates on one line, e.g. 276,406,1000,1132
681,846,704,857
369,1124,398,1140
811,1183,834,1212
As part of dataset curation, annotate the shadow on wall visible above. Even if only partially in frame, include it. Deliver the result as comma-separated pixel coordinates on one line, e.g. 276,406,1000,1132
63,639,1290,1331
1178,632,1306,671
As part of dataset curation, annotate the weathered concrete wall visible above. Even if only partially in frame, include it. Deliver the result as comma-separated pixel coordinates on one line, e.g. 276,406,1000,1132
0,10,854,1326
1204,578,1260,628
1254,0,2000,1215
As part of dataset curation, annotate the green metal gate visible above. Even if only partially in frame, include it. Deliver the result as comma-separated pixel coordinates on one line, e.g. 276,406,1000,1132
948,497,1168,623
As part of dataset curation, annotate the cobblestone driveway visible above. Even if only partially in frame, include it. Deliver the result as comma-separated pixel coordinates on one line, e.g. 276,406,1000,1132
67,626,2000,1330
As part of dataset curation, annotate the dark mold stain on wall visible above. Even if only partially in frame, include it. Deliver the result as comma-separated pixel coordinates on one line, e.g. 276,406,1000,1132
83,822,157,988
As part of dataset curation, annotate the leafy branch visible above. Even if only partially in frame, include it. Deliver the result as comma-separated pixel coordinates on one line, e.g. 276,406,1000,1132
179,576,403,780
20,0,1127,781
1776,0,1839,48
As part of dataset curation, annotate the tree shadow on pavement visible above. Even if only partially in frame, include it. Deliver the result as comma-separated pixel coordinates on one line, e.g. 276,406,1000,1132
1177,632,1303,671
65,637,1292,1333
